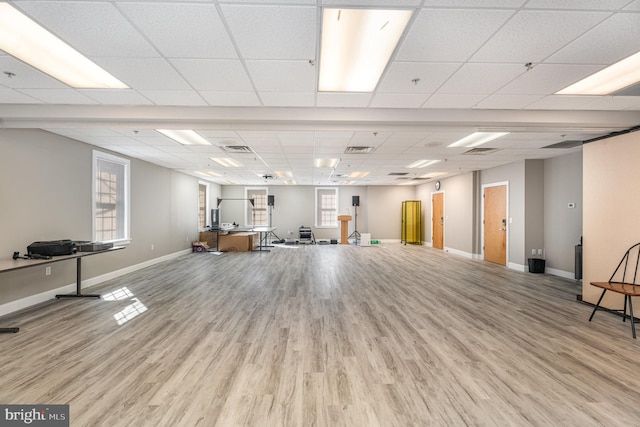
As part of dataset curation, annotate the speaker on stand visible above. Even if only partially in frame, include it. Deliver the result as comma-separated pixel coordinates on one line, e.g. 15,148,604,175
348,196,361,244
266,195,281,244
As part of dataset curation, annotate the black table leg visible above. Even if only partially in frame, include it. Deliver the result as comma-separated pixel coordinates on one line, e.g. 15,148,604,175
55,258,101,299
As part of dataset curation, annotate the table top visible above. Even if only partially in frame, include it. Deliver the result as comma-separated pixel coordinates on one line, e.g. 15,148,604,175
251,227,277,232
0,246,124,274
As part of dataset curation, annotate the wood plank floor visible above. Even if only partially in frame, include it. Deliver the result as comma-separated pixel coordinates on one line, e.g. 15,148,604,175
1,244,640,426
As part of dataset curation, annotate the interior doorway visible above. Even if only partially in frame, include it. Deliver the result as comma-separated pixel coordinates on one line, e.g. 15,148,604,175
432,192,444,249
483,184,507,266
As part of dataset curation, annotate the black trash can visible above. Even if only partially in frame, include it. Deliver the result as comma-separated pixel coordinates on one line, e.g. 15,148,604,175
528,258,546,273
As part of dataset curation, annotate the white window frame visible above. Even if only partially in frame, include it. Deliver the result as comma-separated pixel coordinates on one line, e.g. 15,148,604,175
315,187,339,228
245,187,268,227
198,181,210,230
92,150,130,244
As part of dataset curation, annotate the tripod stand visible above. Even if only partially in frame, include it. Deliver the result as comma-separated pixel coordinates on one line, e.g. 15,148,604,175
264,205,281,245
348,205,361,244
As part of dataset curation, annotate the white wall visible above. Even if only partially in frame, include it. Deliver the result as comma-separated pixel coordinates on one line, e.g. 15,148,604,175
0,129,200,306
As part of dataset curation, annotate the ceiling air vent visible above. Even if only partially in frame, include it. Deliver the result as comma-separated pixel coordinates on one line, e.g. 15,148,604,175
345,146,374,154
222,145,253,153
463,147,500,155
388,172,408,176
543,140,582,149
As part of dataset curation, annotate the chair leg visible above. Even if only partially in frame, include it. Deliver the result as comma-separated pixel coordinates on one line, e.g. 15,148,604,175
589,289,607,321
628,296,636,339
623,294,628,323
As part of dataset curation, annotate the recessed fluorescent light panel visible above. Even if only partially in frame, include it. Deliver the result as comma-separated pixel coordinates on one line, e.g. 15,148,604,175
557,51,640,95
157,130,210,146
419,172,447,179
282,180,298,185
0,3,128,88
349,171,370,178
275,171,293,178
196,171,221,178
314,158,340,168
448,132,509,148
210,157,243,168
406,160,440,169
319,8,413,92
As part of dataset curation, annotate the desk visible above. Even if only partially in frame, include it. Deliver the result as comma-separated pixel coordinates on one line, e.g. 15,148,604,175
251,227,277,252
0,246,124,333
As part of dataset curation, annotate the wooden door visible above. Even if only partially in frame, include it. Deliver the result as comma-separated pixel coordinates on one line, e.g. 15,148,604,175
432,193,444,249
484,185,507,265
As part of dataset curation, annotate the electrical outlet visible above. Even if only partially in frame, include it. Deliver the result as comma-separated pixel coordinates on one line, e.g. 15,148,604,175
151,244,154,251
537,249,543,256
532,249,536,255
45,266,51,276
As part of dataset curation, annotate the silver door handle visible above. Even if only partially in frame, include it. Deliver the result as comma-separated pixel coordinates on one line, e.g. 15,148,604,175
499,228,506,231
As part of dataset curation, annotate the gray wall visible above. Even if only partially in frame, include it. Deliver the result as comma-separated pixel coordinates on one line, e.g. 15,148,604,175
543,152,582,274
0,129,200,305
524,159,545,259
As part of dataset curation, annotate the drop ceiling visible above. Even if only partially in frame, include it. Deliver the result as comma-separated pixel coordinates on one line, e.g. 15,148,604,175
1,0,640,186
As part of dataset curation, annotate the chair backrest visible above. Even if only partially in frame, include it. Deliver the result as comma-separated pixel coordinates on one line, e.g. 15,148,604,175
609,242,640,284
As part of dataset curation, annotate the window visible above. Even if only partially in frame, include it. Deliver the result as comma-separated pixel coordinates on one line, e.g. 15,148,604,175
245,187,268,227
198,182,208,229
315,187,338,227
93,151,130,243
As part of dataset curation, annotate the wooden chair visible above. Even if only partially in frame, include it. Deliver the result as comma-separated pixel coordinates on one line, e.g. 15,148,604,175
589,242,640,338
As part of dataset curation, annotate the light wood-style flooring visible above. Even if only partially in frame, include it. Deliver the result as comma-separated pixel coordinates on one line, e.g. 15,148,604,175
1,244,640,426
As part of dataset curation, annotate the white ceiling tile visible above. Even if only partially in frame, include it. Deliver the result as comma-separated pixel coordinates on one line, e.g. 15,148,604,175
624,1,640,10
259,92,315,107
94,58,191,90
474,94,545,109
80,89,153,105
422,94,487,108
369,94,429,108
0,57,68,89
199,91,261,106
227,0,315,3
397,9,513,62
0,89,41,104
580,96,640,110
17,89,98,104
119,3,237,59
525,0,631,10
422,0,526,6
437,64,525,94
378,62,460,94
471,11,609,63
15,2,159,57
546,13,640,65
138,90,207,106
220,5,316,60
171,59,253,91
524,95,601,109
316,93,372,107
322,0,421,5
498,64,604,95
246,61,316,92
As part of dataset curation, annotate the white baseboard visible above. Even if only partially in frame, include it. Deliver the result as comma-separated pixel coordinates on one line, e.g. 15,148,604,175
0,249,190,318
444,247,474,259
508,262,527,272
545,267,576,280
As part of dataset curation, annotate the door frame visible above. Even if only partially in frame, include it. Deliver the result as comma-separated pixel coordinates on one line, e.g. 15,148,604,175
431,190,445,249
481,181,509,265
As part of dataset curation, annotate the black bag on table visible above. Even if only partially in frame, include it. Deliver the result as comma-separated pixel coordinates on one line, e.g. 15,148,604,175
27,240,76,256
